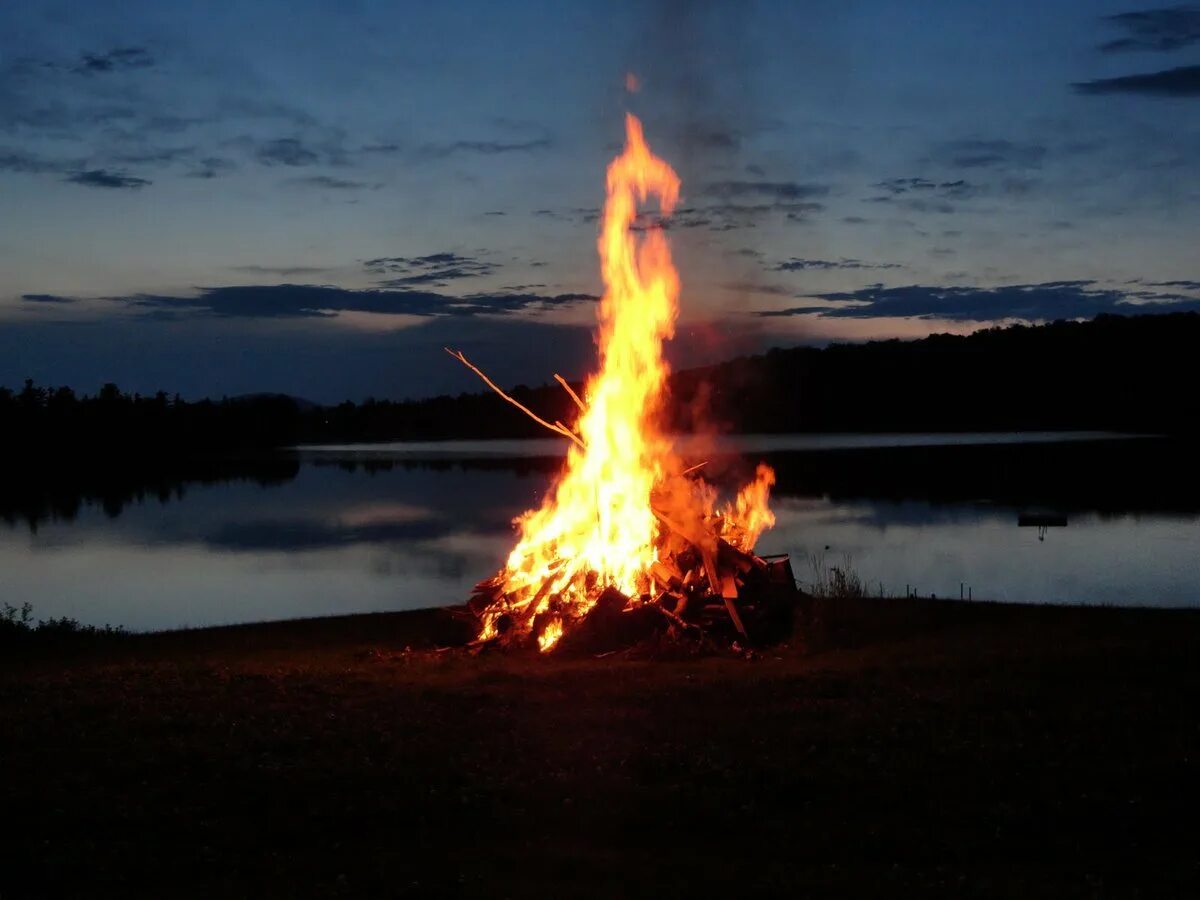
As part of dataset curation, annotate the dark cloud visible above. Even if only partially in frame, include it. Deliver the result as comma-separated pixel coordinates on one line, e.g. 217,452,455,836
705,180,829,200
64,169,150,189
773,258,901,272
1099,6,1200,53
359,142,402,155
1073,64,1200,95
0,149,74,174
720,281,794,296
1144,279,1200,289
624,198,825,233
874,177,977,196
284,175,375,190
186,157,236,179
21,293,76,304
757,281,1200,322
865,195,955,214
364,252,498,287
380,270,489,287
680,125,741,150
255,138,321,166
418,138,552,159
230,265,331,277
930,140,1046,169
109,146,194,165
75,47,154,75
98,283,596,320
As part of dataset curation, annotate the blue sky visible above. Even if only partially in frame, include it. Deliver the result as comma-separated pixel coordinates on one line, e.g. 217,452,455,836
2,0,1199,401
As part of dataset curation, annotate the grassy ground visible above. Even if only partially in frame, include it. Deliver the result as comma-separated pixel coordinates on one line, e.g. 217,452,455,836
2,597,1198,898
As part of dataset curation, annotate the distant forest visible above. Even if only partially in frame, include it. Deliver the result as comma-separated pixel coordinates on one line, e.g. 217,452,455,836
3,312,1198,457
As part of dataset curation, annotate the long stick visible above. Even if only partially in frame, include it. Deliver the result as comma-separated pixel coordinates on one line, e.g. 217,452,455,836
445,348,585,450
554,374,586,412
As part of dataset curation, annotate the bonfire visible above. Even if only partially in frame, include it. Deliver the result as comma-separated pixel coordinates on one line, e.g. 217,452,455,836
449,112,796,653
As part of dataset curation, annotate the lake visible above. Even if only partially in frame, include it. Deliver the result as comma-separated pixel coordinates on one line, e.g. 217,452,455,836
2,433,1197,631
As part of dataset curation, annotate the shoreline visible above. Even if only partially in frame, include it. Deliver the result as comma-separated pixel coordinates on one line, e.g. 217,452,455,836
3,597,1198,897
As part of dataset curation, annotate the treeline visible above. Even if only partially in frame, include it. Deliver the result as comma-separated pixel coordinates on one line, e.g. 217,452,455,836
674,311,1200,436
310,312,1200,440
0,382,304,458
4,311,1199,454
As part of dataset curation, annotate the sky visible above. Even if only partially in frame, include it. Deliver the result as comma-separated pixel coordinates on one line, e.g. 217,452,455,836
2,0,1200,402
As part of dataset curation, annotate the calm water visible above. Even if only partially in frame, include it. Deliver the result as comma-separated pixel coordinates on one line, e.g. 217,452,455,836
2,433,1197,631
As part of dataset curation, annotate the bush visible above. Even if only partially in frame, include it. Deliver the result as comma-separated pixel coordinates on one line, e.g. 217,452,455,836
805,552,870,600
1,602,127,648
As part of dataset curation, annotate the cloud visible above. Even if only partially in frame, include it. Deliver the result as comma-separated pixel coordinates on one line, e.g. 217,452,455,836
21,294,76,304
681,125,741,150
772,258,901,272
75,47,154,75
757,280,1200,322
284,175,376,190
364,252,498,287
110,146,194,165
0,149,75,174
1073,64,1200,95
1099,6,1200,53
230,265,331,277
97,283,597,319
929,140,1046,169
865,176,985,214
874,177,977,196
705,180,829,200
624,197,826,232
1145,278,1200,289
186,157,236,179
64,169,150,189
255,138,322,166
720,281,794,296
418,138,552,160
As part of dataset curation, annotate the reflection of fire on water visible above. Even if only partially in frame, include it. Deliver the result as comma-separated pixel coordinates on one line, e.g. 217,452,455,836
449,112,795,653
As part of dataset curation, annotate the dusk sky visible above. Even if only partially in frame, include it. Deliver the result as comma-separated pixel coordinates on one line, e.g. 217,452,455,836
3,0,1200,402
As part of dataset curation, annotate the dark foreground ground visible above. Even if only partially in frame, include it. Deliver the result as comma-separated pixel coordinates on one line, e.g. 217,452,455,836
2,597,1198,898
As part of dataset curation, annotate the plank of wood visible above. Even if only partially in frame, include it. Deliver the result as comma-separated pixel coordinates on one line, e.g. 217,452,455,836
720,573,748,638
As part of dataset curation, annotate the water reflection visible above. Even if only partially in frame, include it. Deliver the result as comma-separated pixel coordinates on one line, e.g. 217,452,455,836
1,436,1196,629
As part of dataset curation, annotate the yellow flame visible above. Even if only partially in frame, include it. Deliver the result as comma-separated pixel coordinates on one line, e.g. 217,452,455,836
480,114,776,651
537,618,564,652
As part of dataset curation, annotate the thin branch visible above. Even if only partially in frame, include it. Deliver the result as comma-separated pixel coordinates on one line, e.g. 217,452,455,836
444,348,585,450
554,374,586,412
681,461,707,476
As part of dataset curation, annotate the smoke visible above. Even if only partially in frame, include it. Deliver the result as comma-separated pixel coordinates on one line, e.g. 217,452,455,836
626,0,758,176
621,0,788,350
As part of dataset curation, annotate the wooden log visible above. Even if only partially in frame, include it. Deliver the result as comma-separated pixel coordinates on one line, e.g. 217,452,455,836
720,573,749,638
717,538,757,574
700,546,722,596
650,560,683,592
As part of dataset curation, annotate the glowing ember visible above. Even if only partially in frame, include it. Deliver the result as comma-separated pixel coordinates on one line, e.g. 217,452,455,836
463,112,778,651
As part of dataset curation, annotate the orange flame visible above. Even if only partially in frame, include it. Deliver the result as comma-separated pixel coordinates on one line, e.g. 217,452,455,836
479,114,774,650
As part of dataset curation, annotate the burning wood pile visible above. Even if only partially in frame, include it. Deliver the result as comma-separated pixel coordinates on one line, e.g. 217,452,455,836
466,467,798,653
449,107,797,654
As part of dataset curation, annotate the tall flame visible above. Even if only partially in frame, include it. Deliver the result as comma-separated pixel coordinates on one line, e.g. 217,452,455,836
479,113,774,651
